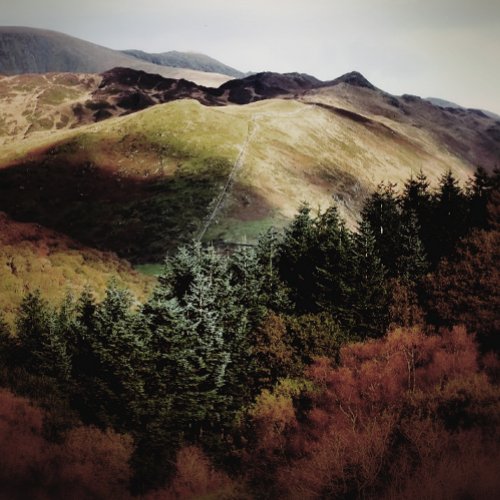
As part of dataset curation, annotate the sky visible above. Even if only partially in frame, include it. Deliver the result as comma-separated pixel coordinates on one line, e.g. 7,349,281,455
3,0,500,113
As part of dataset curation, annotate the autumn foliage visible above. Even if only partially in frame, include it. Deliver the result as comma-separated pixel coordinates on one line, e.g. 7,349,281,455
254,327,500,499
0,389,132,499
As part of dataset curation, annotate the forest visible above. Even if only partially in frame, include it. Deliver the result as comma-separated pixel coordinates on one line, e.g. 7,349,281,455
0,167,499,499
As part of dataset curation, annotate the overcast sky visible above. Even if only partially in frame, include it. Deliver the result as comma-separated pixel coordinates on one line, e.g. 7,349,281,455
3,0,500,113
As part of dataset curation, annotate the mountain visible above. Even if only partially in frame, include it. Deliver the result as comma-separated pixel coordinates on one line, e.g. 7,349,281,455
122,49,244,78
426,97,500,121
0,27,232,86
1,66,499,266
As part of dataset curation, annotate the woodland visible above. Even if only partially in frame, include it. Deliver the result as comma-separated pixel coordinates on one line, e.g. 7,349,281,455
0,168,499,499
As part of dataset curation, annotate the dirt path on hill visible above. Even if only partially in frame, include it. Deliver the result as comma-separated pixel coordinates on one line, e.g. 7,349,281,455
197,103,313,241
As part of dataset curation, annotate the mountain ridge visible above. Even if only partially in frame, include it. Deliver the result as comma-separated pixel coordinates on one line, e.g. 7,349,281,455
0,26,232,86
121,49,245,78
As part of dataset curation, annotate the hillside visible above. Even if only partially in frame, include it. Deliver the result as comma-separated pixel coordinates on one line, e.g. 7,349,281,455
122,49,244,78
0,27,231,86
0,212,154,325
1,89,495,264
1,63,499,266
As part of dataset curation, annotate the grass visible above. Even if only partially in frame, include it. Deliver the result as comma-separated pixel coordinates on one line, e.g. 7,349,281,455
134,263,164,276
0,95,474,263
0,213,154,327
39,86,82,106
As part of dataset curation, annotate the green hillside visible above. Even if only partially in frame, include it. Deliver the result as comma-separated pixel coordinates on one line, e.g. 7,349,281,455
0,96,474,264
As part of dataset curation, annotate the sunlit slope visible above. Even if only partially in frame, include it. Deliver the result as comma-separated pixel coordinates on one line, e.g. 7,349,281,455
0,98,474,261
0,73,99,145
302,83,500,173
0,212,154,326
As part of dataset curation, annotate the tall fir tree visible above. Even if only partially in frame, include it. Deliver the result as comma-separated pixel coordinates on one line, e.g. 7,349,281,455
255,227,290,313
16,290,71,381
430,170,468,263
312,205,354,326
350,220,389,337
400,170,433,257
396,209,429,284
278,203,317,312
361,182,402,276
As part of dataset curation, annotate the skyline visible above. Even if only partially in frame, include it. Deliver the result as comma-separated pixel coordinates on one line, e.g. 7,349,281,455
2,0,500,114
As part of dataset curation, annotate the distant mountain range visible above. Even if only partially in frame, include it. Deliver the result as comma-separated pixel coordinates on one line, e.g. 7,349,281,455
426,97,500,121
0,26,232,86
121,49,244,78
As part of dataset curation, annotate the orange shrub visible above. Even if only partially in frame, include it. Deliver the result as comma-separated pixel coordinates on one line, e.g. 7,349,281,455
0,388,132,499
269,327,500,499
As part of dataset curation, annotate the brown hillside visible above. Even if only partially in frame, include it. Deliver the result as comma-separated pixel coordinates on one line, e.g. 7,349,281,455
0,212,154,325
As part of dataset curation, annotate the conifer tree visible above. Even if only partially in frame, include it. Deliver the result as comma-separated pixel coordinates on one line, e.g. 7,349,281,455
16,290,71,381
361,182,401,276
278,203,317,311
312,205,353,326
350,220,389,337
256,227,290,312
396,209,429,284
431,170,468,263
400,170,433,255
0,311,15,362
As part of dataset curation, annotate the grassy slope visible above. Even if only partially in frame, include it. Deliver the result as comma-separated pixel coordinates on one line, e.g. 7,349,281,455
0,73,98,145
0,97,474,263
0,212,154,326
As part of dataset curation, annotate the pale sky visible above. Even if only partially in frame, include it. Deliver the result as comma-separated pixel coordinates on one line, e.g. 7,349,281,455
3,0,500,113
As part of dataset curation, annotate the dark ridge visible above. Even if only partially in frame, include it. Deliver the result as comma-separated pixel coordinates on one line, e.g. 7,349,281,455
325,71,377,90
85,67,379,118
314,102,373,124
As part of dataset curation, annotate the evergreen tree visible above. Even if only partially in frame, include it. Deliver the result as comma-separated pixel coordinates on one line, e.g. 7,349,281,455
255,227,290,312
71,283,142,428
0,312,16,362
361,182,402,276
16,290,71,381
430,170,468,263
312,205,354,326
400,170,433,255
350,220,389,337
396,209,429,284
467,167,500,230
278,203,317,312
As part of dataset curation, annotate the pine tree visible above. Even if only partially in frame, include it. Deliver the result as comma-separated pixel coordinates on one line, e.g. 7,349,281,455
256,227,290,312
16,290,71,381
350,220,389,337
431,170,468,263
0,311,15,362
230,247,264,322
400,170,433,256
361,182,402,276
278,203,317,311
312,205,354,326
396,209,429,284
71,282,142,428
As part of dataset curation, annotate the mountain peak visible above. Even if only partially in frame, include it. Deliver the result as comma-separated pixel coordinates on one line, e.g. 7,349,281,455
328,71,376,90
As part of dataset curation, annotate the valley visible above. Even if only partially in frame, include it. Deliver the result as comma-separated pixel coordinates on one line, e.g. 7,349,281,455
0,19,499,500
